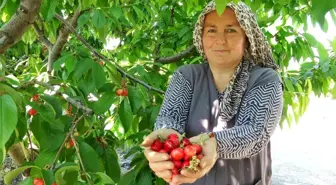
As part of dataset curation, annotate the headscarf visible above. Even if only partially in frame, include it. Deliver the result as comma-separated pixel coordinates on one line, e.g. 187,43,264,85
193,1,278,122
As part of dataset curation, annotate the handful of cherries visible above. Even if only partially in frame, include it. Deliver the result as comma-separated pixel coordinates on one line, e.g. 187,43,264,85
150,133,204,175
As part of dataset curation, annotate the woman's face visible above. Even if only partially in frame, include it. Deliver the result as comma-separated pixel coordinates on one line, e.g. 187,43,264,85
202,8,247,68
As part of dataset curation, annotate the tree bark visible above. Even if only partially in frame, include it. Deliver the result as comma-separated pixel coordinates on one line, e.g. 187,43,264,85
155,45,196,64
47,8,81,73
0,0,42,54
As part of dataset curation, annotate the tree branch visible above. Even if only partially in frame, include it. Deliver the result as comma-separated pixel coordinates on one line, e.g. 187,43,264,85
155,45,196,64
54,13,165,94
32,22,53,49
50,115,85,170
71,133,93,185
19,79,93,115
47,8,81,74
0,0,42,54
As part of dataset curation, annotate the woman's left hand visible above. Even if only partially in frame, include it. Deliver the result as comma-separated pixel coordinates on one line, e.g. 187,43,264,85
170,134,218,185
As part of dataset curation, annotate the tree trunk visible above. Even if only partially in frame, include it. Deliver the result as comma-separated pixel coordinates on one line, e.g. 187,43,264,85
0,0,42,54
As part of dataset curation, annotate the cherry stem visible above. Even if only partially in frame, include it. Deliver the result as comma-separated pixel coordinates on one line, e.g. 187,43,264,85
49,115,85,170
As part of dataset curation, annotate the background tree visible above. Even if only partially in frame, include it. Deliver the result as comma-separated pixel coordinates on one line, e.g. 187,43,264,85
0,0,336,184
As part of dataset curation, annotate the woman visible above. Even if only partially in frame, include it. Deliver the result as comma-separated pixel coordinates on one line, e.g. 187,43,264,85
142,1,283,185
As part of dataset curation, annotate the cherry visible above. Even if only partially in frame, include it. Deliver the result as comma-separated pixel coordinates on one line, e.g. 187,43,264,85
33,178,44,185
151,139,163,152
32,94,39,102
184,145,197,157
170,148,185,161
28,108,37,116
164,140,175,153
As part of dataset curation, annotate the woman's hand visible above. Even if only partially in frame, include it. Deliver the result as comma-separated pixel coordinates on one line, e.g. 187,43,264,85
170,134,217,185
141,129,182,183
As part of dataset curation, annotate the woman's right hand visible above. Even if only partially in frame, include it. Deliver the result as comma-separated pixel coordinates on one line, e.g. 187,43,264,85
141,128,181,183
144,148,174,183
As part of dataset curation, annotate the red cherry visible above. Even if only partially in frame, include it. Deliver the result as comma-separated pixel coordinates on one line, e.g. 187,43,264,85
173,160,182,169
69,139,75,147
197,154,204,160
33,178,44,185
184,155,191,161
52,183,57,185
122,88,128,96
169,137,179,148
192,144,202,154
182,160,190,168
99,61,104,66
170,148,185,161
184,145,197,157
159,149,168,153
182,138,191,147
116,89,124,96
167,133,179,140
172,167,180,175
164,140,175,153
32,94,39,102
28,108,38,116
151,139,163,152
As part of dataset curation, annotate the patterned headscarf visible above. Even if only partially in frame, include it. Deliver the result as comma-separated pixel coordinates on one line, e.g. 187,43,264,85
193,1,278,122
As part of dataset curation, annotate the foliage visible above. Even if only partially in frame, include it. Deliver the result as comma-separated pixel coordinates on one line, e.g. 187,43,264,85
0,0,336,184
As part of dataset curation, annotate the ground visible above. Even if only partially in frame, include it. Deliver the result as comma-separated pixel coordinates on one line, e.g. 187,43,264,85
272,96,336,185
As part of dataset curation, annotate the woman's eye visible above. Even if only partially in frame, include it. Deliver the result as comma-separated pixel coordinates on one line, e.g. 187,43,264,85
226,28,237,33
208,29,216,33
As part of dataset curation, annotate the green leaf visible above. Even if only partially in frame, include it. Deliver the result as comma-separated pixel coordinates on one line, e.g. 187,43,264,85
73,58,94,81
35,152,57,169
40,95,62,119
332,84,336,99
92,62,106,89
19,177,33,185
331,37,336,53
41,169,55,185
55,164,80,185
65,55,77,74
21,27,37,45
284,78,295,92
5,74,20,86
128,86,145,114
78,12,90,28
155,177,166,185
4,166,41,185
303,33,318,45
215,0,228,16
117,168,137,185
317,43,329,61
133,6,144,20
110,6,123,19
41,0,60,21
0,84,24,111
136,167,152,185
119,99,133,133
79,141,102,172
0,94,18,148
80,0,93,10
178,27,189,38
104,149,120,183
0,147,5,168
54,53,72,71
106,64,122,85
311,0,336,27
92,9,107,29
96,172,115,184
90,92,115,114
63,170,78,185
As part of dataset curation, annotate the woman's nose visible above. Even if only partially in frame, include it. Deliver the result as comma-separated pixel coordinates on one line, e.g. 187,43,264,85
215,33,227,44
